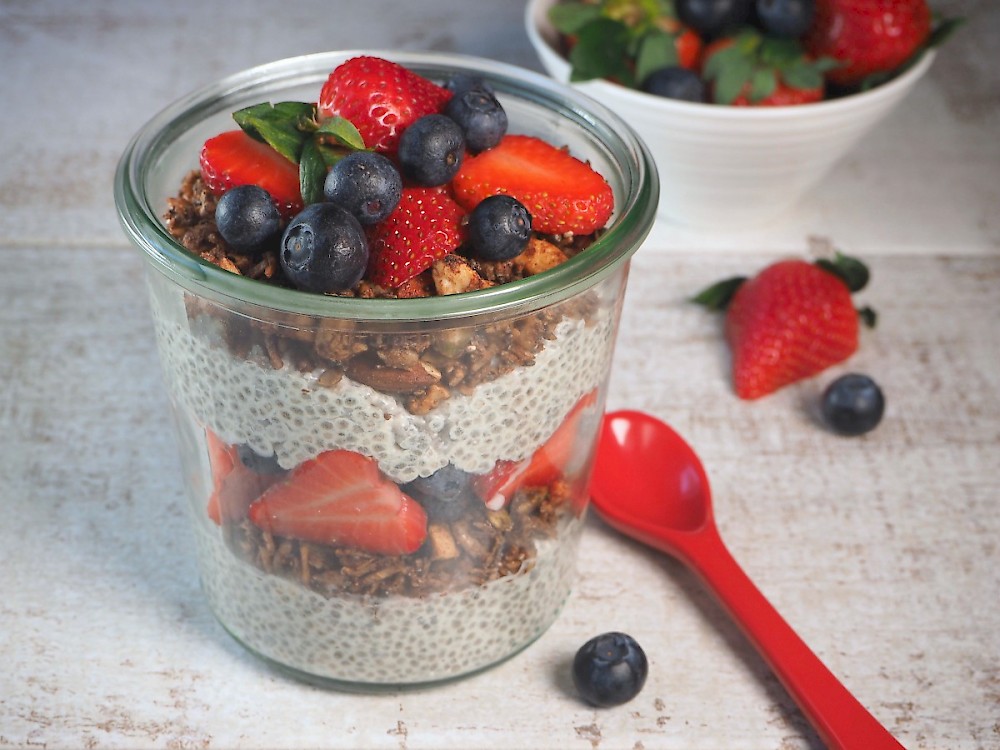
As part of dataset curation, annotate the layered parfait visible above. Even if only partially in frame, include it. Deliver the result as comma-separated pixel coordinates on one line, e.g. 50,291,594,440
150,55,629,685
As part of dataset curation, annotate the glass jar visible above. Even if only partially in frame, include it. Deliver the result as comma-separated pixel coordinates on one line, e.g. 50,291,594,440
115,50,657,689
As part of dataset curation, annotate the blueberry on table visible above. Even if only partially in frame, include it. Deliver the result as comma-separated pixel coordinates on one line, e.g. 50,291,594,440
675,0,752,38
755,0,815,38
444,79,508,152
397,114,465,186
214,184,282,255
572,632,649,707
821,373,885,436
323,151,402,225
279,203,368,293
468,195,532,262
641,67,707,103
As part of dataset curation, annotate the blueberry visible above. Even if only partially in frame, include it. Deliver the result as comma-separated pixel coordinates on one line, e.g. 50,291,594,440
641,66,707,102
821,373,885,436
755,0,814,37
279,203,368,293
468,195,532,262
236,445,285,475
402,465,473,522
323,151,402,225
572,632,649,707
214,184,282,255
675,0,752,38
397,114,465,187
444,81,508,153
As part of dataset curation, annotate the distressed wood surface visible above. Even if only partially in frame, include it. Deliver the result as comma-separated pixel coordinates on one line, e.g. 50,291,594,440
1,2,998,749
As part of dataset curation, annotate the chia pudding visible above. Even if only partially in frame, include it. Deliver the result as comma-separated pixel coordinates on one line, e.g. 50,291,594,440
115,50,657,687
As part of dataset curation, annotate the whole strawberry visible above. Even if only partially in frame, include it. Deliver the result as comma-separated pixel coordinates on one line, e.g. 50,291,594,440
805,0,931,87
694,253,873,399
318,56,453,154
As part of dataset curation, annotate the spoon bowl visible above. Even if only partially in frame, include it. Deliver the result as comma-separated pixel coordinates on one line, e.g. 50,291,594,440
590,410,906,750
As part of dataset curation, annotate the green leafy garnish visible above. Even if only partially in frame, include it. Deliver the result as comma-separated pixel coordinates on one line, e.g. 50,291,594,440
551,0,687,89
315,116,366,150
233,101,316,163
569,17,634,84
298,138,328,206
231,100,370,207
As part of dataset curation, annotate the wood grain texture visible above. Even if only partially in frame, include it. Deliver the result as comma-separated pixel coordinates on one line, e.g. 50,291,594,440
1,0,998,747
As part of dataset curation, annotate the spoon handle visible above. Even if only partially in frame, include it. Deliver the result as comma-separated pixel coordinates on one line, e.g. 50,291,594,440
681,526,906,750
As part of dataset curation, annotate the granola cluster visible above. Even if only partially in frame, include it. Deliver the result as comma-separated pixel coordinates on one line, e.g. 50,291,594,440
223,484,569,599
166,171,600,415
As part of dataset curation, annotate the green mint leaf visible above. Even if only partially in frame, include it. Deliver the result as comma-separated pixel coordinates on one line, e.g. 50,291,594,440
549,2,601,34
748,68,777,102
691,276,748,310
298,138,327,207
759,38,802,68
316,143,350,169
781,60,823,91
569,18,634,85
635,30,679,86
316,116,366,150
712,55,754,104
233,101,315,163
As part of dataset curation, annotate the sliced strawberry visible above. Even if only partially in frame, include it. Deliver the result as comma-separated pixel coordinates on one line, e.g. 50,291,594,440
248,450,427,555
473,459,530,512
199,130,302,218
205,431,282,525
525,389,598,486
365,186,467,288
452,135,614,236
318,56,452,154
473,390,598,509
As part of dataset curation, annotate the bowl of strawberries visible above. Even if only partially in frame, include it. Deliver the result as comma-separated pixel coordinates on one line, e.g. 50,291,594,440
527,0,956,228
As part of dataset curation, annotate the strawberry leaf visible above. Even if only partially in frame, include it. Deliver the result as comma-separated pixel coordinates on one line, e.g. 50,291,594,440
691,276,747,310
233,101,315,164
857,305,877,329
815,252,869,292
569,18,634,85
928,15,964,49
299,138,327,206
635,29,680,85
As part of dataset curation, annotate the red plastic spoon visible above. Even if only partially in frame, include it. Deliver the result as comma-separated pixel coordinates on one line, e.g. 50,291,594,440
590,410,905,750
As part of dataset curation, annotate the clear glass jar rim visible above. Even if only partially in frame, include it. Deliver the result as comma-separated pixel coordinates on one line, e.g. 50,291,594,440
114,50,659,322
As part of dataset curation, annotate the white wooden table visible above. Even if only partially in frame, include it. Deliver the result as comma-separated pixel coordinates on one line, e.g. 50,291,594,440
2,2,998,748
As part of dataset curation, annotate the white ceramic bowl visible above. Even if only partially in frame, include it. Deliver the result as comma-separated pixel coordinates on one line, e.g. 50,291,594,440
526,0,935,228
